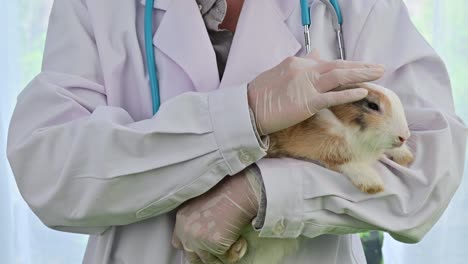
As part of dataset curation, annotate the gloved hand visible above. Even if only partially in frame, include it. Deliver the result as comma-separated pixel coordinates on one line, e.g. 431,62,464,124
247,50,385,135
172,170,259,264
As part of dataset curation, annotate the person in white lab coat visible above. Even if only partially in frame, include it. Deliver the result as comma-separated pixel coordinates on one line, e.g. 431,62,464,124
7,0,467,263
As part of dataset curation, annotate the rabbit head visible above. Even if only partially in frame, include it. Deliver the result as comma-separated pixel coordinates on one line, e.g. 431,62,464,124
329,83,410,151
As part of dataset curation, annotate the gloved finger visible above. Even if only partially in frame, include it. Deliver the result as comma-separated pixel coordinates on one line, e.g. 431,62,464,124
315,68,384,92
331,83,364,91
185,250,204,264
196,250,223,264
314,60,385,74
317,88,369,108
171,232,183,249
217,237,248,264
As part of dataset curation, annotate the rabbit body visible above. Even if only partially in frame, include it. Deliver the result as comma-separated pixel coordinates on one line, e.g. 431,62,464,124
235,83,413,264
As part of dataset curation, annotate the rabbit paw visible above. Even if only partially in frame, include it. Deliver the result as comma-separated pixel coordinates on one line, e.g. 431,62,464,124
385,144,414,167
354,175,384,194
339,162,384,194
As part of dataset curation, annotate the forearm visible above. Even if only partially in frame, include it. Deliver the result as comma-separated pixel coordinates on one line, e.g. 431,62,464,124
255,110,466,242
7,73,268,234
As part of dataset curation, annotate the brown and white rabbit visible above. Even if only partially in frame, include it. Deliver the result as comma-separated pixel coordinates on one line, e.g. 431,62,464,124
267,82,413,193
231,83,414,264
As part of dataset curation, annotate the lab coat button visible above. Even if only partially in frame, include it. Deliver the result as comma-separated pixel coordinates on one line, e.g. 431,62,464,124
273,218,285,235
137,211,148,218
137,204,157,218
239,150,253,165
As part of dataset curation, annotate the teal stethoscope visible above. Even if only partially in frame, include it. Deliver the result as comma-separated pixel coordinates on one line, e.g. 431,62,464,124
145,0,344,114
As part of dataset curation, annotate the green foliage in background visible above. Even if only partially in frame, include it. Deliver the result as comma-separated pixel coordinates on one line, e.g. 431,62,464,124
360,231,384,264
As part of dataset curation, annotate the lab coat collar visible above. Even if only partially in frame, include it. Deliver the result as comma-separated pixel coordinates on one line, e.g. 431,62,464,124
219,0,301,88
150,0,220,92
140,0,300,91
139,0,296,17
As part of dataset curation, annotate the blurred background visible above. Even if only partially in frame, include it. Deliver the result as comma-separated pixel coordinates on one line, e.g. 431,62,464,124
1,0,467,263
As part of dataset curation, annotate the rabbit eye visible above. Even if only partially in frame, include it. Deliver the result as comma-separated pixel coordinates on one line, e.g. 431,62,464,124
367,102,380,111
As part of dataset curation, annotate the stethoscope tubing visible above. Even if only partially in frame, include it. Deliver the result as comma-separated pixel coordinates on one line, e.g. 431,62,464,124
145,0,161,114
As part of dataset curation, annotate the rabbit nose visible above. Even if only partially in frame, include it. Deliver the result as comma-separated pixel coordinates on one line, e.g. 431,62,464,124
393,136,407,147
398,129,410,143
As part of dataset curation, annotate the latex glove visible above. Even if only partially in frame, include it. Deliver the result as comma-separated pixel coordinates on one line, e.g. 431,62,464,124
172,171,259,264
247,50,385,135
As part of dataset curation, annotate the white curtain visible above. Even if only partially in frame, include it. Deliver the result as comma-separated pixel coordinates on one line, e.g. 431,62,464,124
2,1,88,264
1,1,467,263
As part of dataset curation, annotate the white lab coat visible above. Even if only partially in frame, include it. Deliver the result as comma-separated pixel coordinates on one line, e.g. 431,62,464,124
7,0,467,263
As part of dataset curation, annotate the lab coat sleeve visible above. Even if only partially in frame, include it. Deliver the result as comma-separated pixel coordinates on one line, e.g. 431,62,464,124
255,0,468,243
6,0,268,235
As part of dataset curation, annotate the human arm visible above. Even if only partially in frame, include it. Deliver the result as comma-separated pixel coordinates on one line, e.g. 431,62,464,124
6,0,381,237
6,0,268,235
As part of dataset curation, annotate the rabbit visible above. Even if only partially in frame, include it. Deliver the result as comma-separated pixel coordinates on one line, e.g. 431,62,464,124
266,82,413,193
230,83,414,264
